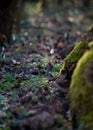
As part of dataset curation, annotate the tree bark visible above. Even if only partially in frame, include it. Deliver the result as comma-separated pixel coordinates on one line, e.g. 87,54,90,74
58,26,93,83
0,0,21,44
57,26,93,129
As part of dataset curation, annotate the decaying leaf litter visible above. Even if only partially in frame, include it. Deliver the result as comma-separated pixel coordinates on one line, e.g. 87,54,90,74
0,3,92,130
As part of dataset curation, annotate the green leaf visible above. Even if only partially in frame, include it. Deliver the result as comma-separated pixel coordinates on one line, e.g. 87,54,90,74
5,74,13,82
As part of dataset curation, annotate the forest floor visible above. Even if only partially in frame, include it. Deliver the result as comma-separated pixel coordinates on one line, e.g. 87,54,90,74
0,3,92,130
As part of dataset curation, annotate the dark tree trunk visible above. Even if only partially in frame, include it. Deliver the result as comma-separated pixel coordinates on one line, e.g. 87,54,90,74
82,0,91,7
41,0,48,9
58,0,63,5
0,0,21,44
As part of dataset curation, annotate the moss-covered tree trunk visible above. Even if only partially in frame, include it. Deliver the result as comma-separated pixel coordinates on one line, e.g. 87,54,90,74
69,41,93,130
57,26,93,85
0,0,22,44
57,26,93,129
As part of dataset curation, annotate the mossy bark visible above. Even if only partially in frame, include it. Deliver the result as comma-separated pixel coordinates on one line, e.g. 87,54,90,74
58,26,93,129
69,42,93,130
59,26,93,80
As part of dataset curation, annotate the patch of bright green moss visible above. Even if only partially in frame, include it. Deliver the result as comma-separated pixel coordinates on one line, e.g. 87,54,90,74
60,26,93,76
69,44,93,130
60,41,88,74
88,41,93,49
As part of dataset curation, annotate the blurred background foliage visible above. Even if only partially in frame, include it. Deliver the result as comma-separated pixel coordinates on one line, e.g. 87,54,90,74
0,0,93,45
23,0,93,10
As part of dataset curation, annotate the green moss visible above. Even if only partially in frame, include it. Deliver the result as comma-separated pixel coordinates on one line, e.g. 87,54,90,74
88,41,93,49
60,26,93,76
65,42,87,62
69,45,93,130
60,41,88,74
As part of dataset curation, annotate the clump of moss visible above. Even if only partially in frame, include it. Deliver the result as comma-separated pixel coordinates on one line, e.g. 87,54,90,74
88,41,93,49
69,41,93,130
60,41,88,75
60,26,93,78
